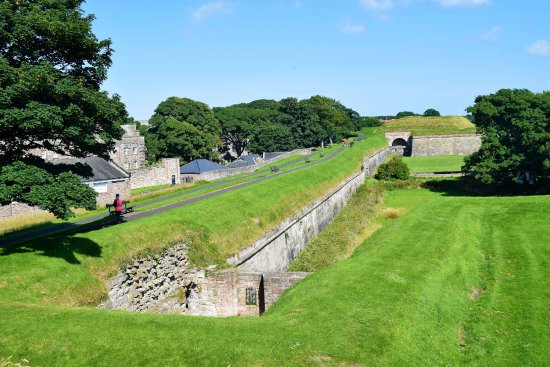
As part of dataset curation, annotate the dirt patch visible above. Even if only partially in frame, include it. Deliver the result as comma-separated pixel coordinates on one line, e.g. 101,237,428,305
382,207,401,219
468,287,485,300
458,328,466,348
311,355,332,362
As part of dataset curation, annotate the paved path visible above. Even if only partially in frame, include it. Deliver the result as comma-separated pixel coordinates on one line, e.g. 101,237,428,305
0,147,345,247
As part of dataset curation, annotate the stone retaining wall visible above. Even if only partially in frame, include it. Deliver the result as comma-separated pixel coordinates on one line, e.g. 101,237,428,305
229,146,402,272
0,202,46,219
411,134,481,156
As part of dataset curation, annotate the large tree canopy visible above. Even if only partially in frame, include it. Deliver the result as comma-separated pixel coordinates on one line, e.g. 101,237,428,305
145,97,221,163
463,89,550,186
214,96,362,155
0,0,127,219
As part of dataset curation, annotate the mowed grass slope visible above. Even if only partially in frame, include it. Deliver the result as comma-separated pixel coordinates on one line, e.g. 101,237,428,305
378,115,477,135
404,155,465,173
0,131,386,307
1,187,549,366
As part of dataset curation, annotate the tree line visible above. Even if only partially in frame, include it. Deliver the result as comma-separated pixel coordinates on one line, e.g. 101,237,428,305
139,96,371,164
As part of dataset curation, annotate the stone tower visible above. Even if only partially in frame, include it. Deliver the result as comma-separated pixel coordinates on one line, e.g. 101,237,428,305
110,124,147,171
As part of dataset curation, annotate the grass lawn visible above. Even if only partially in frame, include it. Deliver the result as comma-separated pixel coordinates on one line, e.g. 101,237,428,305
378,116,477,135
404,155,465,173
1,183,548,366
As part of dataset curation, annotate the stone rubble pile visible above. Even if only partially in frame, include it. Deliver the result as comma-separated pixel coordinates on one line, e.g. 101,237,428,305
99,244,204,312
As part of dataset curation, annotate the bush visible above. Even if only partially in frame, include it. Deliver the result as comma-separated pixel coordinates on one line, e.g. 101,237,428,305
375,157,410,180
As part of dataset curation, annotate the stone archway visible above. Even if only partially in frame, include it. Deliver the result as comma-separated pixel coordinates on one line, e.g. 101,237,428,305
391,138,408,147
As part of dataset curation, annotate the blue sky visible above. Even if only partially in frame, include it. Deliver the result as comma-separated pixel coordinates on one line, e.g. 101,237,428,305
83,1,550,119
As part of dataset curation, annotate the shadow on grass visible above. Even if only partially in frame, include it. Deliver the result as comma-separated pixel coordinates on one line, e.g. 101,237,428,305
422,177,550,197
0,217,128,264
0,235,101,264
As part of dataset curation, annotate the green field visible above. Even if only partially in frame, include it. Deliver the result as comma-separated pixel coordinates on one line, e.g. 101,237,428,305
1,183,549,366
378,116,477,135
404,155,465,173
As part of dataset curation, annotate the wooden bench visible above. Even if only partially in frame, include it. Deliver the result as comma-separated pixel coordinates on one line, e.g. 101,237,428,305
106,200,134,216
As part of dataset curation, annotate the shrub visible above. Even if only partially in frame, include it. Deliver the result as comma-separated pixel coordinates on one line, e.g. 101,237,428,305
375,157,410,180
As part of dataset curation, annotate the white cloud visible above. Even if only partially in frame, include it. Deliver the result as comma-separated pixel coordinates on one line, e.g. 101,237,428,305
481,26,502,41
192,1,231,22
432,0,490,7
339,21,366,34
360,0,395,11
526,40,550,57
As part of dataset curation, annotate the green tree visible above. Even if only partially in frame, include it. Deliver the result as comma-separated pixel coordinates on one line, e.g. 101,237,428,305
375,157,410,180
396,111,417,118
463,89,550,186
423,108,441,117
248,123,295,153
146,97,221,163
0,0,127,219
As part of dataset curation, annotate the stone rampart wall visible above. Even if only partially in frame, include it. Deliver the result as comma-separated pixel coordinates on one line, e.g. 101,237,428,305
129,158,181,189
229,146,400,273
101,145,395,317
411,134,481,156
181,148,311,183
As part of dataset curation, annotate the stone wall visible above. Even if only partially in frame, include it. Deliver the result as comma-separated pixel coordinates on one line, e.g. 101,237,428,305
101,245,308,317
181,148,312,183
0,202,46,219
229,146,401,272
411,134,481,156
129,158,181,189
100,244,195,312
96,179,131,206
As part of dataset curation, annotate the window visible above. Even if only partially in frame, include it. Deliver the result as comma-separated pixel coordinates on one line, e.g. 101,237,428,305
91,182,108,193
245,287,257,305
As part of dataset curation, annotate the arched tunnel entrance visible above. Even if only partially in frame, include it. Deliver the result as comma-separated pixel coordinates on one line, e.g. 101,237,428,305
391,138,411,156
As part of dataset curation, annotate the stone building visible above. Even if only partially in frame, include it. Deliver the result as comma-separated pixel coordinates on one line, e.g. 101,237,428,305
110,124,146,172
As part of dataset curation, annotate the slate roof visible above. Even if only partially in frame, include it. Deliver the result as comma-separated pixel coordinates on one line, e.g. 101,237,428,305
226,154,260,169
180,159,226,174
53,156,129,183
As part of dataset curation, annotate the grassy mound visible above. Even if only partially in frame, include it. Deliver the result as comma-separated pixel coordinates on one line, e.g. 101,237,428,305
1,185,549,366
378,116,476,135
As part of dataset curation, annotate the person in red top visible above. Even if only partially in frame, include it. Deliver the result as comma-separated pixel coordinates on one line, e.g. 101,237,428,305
114,194,123,223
